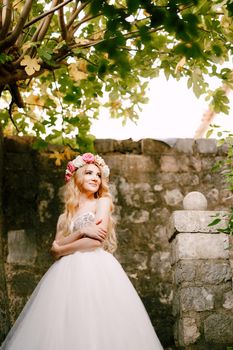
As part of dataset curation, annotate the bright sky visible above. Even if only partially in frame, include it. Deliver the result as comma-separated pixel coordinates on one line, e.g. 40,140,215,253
90,74,233,141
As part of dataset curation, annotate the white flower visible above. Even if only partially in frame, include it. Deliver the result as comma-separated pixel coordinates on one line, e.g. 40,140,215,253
72,156,85,168
102,165,110,178
95,155,105,166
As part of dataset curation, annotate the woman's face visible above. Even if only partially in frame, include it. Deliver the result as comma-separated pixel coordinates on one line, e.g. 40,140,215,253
81,164,101,194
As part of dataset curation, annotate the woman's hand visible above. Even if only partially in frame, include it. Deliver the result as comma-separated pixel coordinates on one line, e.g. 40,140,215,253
80,219,107,242
51,240,61,260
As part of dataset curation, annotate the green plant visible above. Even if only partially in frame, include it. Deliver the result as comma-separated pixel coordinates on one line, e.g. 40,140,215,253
208,125,233,234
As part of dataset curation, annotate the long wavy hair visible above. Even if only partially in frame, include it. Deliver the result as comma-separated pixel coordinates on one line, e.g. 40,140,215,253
61,163,117,253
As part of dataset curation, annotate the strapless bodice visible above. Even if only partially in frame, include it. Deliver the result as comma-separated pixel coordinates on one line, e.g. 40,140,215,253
71,212,95,232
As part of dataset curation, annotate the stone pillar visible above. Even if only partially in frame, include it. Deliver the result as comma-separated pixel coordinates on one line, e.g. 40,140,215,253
168,191,233,349
0,127,10,342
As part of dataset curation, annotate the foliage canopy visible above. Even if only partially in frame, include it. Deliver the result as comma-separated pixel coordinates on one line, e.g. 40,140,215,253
0,0,232,150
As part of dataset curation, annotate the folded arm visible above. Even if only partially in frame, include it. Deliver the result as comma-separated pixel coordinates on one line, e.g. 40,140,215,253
54,213,84,246
51,237,102,259
51,198,111,259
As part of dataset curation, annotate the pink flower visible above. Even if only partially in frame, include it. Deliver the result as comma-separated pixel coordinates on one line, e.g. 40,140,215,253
67,161,76,173
82,153,95,164
65,173,72,182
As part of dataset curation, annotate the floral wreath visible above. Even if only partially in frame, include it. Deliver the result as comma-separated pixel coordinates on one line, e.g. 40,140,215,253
65,153,110,182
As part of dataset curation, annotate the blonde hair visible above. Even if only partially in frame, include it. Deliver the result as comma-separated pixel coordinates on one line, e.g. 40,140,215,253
61,163,117,253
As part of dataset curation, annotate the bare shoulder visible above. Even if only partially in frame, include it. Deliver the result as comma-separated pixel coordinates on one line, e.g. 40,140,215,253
96,196,111,210
57,213,66,229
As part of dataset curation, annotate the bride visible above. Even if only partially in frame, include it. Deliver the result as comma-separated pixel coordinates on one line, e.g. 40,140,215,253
1,153,164,350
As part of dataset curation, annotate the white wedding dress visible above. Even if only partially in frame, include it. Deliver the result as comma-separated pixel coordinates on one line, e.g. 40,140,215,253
1,212,163,350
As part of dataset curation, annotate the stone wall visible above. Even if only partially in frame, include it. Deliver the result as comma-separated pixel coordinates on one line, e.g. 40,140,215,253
168,192,233,349
0,130,10,343
0,136,232,349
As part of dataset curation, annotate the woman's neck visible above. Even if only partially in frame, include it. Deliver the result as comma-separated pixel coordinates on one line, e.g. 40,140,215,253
79,192,96,205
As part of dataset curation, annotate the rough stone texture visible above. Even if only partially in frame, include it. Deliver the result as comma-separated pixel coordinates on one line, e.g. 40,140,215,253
174,139,195,154
178,318,200,346
204,314,233,343
223,291,233,310
170,206,233,349
197,262,232,285
164,189,184,207
7,230,37,265
174,261,196,284
0,130,10,343
1,136,233,349
167,210,229,240
196,139,217,154
171,233,229,263
180,287,214,312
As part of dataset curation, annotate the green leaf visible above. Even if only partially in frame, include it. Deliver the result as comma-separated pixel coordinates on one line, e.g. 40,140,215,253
206,129,213,138
208,218,221,227
37,47,53,61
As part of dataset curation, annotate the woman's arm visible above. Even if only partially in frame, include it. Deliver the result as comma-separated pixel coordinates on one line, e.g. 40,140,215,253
51,237,102,259
55,214,83,246
82,197,111,238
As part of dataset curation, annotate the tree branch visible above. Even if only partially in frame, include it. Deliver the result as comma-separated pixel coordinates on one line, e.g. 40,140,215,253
0,66,45,87
0,0,33,50
9,83,25,108
58,0,67,41
23,0,74,30
37,0,59,41
69,26,163,50
72,12,103,32
0,0,12,40
66,0,91,29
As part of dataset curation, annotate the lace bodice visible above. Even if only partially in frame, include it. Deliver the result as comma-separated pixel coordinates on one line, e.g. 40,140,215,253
71,212,95,233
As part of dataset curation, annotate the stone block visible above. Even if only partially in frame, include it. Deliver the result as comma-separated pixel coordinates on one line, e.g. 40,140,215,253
204,314,233,343
178,317,200,346
160,155,179,172
105,154,158,182
164,189,184,207
150,251,171,280
177,173,199,186
153,184,163,192
189,156,202,172
129,209,150,223
206,188,219,205
171,233,229,264
196,139,217,154
174,139,194,154
223,291,233,310
197,262,232,284
94,139,115,153
113,139,141,154
167,210,229,240
180,287,214,311
7,230,37,265
174,261,196,284
141,138,170,155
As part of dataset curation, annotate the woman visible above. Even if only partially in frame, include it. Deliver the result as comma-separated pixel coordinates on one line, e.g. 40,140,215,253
1,153,163,350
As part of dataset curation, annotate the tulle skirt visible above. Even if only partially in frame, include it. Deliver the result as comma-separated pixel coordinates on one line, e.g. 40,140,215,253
1,248,163,350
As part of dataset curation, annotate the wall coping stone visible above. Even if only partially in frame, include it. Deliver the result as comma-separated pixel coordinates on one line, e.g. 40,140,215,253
4,136,228,157
167,210,229,241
